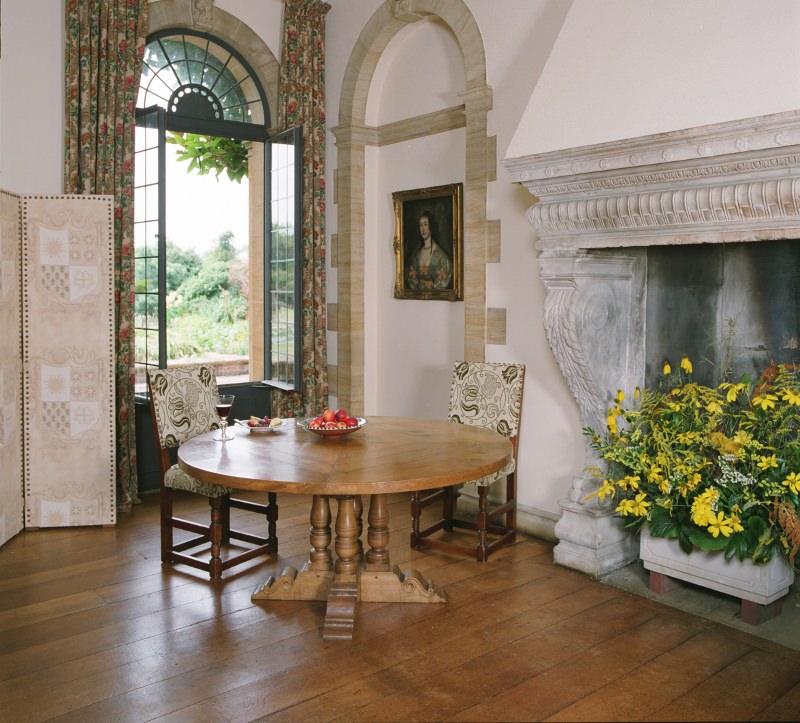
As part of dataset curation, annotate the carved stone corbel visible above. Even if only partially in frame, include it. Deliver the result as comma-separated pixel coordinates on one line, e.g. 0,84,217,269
538,248,645,576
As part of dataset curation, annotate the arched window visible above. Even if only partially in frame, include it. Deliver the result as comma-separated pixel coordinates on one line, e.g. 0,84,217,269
138,30,268,128
134,30,301,395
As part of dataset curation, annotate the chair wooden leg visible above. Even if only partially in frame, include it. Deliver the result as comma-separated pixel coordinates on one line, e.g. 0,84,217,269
208,497,224,579
266,491,278,547
410,491,422,548
160,485,174,564
220,494,231,544
476,485,489,562
506,472,517,533
442,486,456,531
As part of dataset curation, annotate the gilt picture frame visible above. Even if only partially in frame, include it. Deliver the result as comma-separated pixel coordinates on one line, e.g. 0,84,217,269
393,183,463,301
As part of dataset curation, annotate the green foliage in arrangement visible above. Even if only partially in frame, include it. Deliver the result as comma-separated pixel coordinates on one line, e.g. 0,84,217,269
584,357,800,567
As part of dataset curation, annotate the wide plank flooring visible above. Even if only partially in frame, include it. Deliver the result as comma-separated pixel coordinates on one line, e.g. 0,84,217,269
2,490,800,721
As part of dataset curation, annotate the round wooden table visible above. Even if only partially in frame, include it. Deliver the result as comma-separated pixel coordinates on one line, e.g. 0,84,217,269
178,415,512,639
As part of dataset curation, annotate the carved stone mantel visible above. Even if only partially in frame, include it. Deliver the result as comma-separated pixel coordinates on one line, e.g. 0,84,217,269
503,109,800,576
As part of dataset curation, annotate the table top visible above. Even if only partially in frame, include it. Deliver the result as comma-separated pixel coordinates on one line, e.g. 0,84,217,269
177,415,512,496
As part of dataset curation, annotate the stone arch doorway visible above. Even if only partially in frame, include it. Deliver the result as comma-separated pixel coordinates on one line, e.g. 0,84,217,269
332,0,494,413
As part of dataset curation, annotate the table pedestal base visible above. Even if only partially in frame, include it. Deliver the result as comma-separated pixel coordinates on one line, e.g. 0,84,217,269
360,566,446,603
323,577,360,640
252,564,333,601
251,494,446,640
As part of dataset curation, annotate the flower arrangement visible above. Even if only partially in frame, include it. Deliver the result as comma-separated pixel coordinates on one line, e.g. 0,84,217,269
584,357,800,567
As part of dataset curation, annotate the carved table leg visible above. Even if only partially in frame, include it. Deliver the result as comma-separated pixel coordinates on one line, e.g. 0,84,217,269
355,494,364,561
366,493,390,570
310,494,333,571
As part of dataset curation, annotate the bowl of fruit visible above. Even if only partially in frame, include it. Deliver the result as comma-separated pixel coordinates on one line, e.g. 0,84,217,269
235,415,287,434
297,408,366,437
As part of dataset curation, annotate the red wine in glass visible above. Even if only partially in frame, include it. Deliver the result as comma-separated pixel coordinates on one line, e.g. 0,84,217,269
213,394,235,441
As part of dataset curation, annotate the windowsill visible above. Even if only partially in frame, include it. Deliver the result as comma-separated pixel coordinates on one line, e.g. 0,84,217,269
258,379,296,392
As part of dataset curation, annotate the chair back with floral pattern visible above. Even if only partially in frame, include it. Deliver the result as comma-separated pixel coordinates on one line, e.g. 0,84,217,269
147,364,220,450
447,361,525,439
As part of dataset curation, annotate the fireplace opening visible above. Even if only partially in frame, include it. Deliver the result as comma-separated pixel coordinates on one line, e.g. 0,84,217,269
645,239,800,388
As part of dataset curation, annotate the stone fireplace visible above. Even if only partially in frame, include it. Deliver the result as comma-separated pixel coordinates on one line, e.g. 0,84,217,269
504,109,800,577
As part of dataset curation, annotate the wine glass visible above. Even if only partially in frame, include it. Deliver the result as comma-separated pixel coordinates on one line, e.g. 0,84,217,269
213,394,235,442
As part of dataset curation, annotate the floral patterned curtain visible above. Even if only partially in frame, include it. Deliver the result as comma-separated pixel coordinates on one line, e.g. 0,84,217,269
64,0,149,509
272,0,331,419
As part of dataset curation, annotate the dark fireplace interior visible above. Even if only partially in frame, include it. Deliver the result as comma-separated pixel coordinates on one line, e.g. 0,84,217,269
645,239,800,387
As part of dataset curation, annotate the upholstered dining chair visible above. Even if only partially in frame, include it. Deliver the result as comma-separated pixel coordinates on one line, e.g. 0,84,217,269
410,360,525,562
147,364,278,579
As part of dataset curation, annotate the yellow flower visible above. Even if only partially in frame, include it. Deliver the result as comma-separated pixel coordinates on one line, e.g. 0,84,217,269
691,488,720,526
617,493,650,517
680,355,693,374
719,382,746,403
783,472,800,494
634,386,641,401
706,399,723,415
646,465,663,483
619,474,641,491
781,388,800,407
707,511,735,538
606,412,618,436
616,389,625,403
595,479,617,500
691,500,716,527
757,454,778,471
708,431,741,457
662,361,671,375
728,514,745,533
752,393,778,411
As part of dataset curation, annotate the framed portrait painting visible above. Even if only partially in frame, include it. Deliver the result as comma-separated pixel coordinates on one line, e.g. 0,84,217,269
392,182,463,301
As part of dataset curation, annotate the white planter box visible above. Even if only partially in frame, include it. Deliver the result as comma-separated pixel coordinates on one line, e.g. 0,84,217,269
640,524,795,606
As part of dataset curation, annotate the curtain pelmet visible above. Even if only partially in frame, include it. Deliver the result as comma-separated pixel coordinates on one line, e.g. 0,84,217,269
64,0,149,509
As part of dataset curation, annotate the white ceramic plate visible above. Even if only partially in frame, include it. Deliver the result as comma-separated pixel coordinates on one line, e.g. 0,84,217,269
235,419,288,434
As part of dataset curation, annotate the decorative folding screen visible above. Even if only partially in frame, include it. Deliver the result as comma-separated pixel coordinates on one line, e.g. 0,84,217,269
20,195,116,527
0,191,24,546
0,193,118,537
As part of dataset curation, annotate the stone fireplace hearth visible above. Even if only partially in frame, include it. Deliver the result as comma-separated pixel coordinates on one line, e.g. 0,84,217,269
504,109,800,577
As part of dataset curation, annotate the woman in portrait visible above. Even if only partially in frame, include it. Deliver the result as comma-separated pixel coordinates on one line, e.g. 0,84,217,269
407,210,453,290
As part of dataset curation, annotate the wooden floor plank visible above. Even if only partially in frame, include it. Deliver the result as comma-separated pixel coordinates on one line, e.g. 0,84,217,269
1,491,800,722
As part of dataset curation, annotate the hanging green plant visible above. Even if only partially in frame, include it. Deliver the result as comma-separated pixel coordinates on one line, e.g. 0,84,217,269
166,132,249,183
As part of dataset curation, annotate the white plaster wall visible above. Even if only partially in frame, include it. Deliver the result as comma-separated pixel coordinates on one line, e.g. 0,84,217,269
216,0,282,55
0,0,64,194
325,0,580,528
474,0,579,524
507,0,800,158
18,0,800,540
367,17,465,419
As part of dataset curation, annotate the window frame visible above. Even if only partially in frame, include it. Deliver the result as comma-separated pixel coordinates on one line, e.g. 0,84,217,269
263,126,304,393
134,28,302,394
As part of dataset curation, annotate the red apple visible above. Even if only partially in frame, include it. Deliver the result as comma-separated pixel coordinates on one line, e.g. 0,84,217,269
346,417,359,427
335,408,349,422
322,409,336,423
